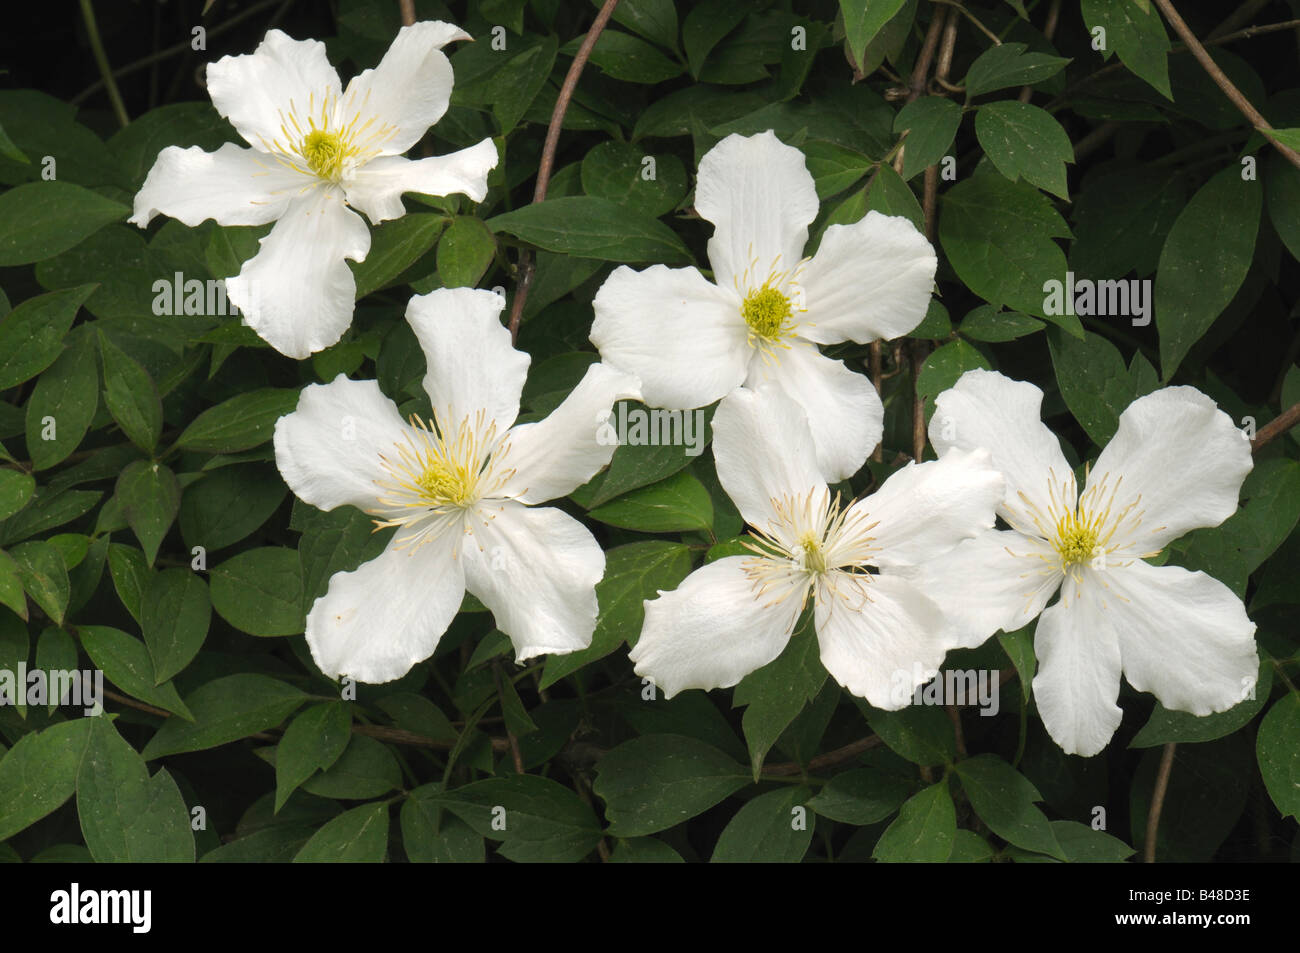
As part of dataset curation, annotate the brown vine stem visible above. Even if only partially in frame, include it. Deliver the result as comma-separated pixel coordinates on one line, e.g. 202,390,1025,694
1251,401,1300,451
492,661,526,773
1018,0,1061,103
1144,742,1177,863
507,0,621,341
398,0,415,27
1151,0,1300,171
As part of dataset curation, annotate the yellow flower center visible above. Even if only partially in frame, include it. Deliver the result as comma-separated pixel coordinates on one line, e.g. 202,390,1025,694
796,531,827,575
742,285,795,342
1053,510,1100,568
302,129,346,182
414,455,476,509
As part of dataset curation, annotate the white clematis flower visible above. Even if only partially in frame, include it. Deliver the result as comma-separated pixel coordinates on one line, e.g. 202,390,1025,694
590,130,937,483
273,287,641,683
912,369,1258,757
130,23,498,359
628,385,1003,708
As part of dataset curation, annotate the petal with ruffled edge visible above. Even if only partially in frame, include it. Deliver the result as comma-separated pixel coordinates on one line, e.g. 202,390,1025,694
840,448,1003,569
590,264,749,409
1089,386,1252,554
695,131,819,293
344,140,498,224
897,529,1062,650
1031,593,1124,757
629,556,806,699
273,374,411,512
405,287,529,434
1100,560,1258,716
206,29,342,152
305,534,465,683
814,573,949,710
798,212,937,345
712,384,826,541
461,502,605,660
929,369,1072,533
226,188,371,359
746,339,880,483
497,363,642,505
340,21,470,157
129,142,304,228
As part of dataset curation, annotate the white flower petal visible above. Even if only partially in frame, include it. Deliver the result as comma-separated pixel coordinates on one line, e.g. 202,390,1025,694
1031,594,1124,757
206,29,341,151
853,448,1003,568
1089,386,1253,553
344,141,498,224
305,535,464,683
814,573,948,710
629,556,804,698
461,502,605,659
747,339,880,482
590,264,748,409
712,384,826,536
799,212,937,345
695,130,819,292
1102,560,1258,716
405,287,529,433
929,369,1072,530
341,21,470,157
498,363,642,505
129,143,303,228
225,188,371,358
897,529,1062,649
273,374,410,512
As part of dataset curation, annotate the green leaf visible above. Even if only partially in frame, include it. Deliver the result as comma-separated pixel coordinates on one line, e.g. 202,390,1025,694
0,469,35,522
1049,820,1135,862
602,0,680,53
437,215,497,288
493,35,558,132
588,469,713,533
0,285,96,390
434,774,603,863
711,786,812,862
0,719,94,840
1081,0,1172,98
894,97,962,181
1257,693,1300,820
300,733,401,800
0,181,128,265
997,625,1036,703
839,0,907,68
11,539,69,623
140,569,211,684
582,141,689,217
293,802,389,863
940,173,1071,317
24,332,98,470
107,543,149,624
1070,167,1184,279
210,547,305,637
594,734,750,836
955,753,1066,859
174,388,300,454
99,332,163,452
965,42,1071,97
872,781,956,862
275,702,353,811
76,717,194,862
351,214,446,300
1155,167,1261,379
115,460,180,567
0,551,28,620
683,0,747,77
733,625,826,778
807,767,913,825
916,339,992,418
959,305,1044,342
975,101,1074,199
581,30,684,84
77,625,193,720
609,837,684,862
541,541,693,688
179,464,287,553
803,140,874,198
864,703,956,767
1047,327,1133,446
489,196,690,263
142,673,307,760
401,793,484,863
294,504,389,613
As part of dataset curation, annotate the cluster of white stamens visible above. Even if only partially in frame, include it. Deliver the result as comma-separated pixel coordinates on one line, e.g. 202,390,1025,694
260,89,398,185
370,410,515,553
734,249,810,361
